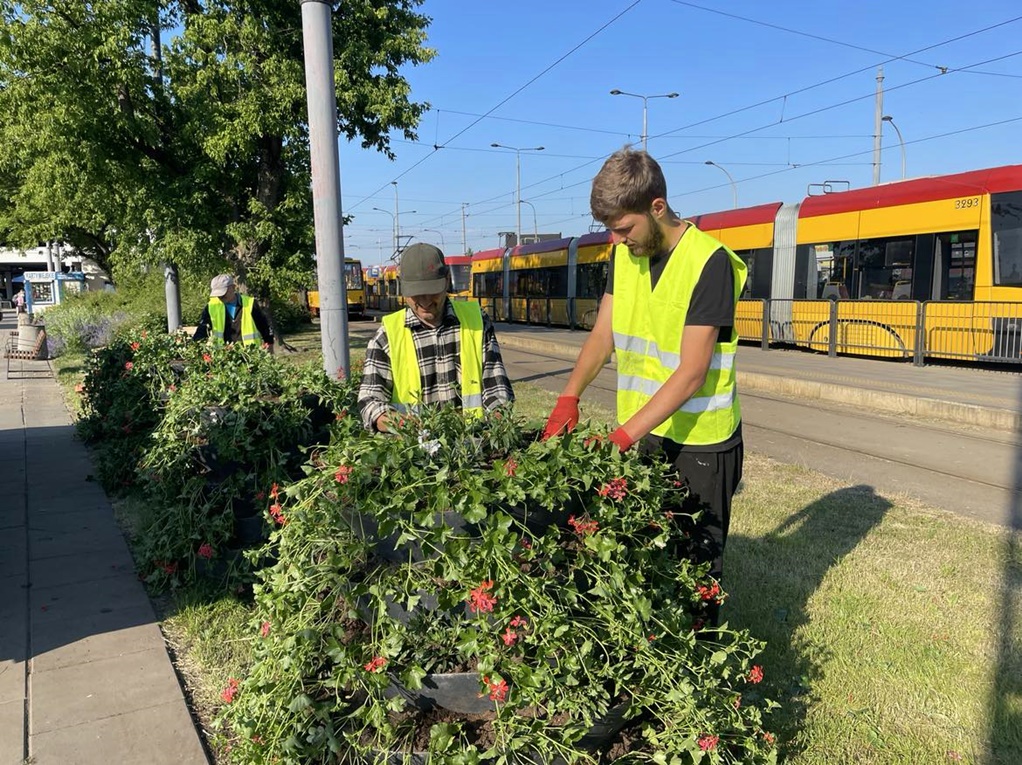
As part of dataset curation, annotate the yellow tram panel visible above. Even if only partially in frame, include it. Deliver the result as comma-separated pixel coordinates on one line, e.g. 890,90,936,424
714,221,775,252
856,198,983,239
796,211,861,244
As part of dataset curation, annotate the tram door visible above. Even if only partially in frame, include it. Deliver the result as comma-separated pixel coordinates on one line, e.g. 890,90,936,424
930,231,977,300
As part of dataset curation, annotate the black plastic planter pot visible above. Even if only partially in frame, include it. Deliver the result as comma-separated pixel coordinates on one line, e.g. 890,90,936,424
383,671,494,715
341,509,483,564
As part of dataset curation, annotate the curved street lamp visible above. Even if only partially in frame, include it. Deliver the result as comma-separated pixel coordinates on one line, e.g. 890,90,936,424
704,161,738,209
609,89,679,151
881,115,906,180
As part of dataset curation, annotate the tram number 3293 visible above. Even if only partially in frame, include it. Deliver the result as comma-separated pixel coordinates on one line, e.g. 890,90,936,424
954,196,981,209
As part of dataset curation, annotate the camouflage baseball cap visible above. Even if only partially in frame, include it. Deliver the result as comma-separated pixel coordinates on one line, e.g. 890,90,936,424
400,243,449,296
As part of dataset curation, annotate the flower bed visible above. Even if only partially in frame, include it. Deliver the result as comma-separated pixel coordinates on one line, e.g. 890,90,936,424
218,408,778,763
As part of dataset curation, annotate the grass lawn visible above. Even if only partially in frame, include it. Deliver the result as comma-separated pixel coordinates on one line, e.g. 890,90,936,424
51,347,1022,764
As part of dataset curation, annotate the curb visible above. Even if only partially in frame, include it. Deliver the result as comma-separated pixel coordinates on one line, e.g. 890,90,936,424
495,332,1021,435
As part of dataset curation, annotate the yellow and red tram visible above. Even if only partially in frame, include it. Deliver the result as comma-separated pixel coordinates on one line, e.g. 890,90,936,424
466,163,1022,365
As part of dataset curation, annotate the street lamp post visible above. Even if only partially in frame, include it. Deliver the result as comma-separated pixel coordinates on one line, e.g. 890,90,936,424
881,115,906,180
609,89,679,151
372,206,417,259
420,228,447,250
491,143,544,248
520,200,538,242
704,161,738,209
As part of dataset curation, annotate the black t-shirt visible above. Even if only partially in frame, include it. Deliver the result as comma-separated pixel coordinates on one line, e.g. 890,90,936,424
605,239,742,453
605,246,736,340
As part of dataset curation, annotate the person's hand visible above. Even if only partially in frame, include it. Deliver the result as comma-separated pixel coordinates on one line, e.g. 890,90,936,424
542,396,580,440
608,427,635,452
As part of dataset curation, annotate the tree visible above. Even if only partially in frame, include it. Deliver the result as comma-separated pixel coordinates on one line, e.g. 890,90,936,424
0,0,434,339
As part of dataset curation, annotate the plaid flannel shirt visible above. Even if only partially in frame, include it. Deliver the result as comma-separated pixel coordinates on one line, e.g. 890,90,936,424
357,302,515,430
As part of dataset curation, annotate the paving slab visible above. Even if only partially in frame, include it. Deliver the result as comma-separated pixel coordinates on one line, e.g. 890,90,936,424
30,645,187,735
31,699,208,765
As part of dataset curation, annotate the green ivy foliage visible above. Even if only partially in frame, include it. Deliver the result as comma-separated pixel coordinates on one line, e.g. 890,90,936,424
218,408,779,764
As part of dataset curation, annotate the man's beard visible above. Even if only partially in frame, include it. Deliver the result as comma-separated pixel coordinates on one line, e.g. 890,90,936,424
631,213,666,257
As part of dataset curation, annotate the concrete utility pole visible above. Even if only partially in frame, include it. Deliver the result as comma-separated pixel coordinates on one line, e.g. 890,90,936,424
301,0,349,379
872,66,884,186
461,203,468,254
151,11,181,332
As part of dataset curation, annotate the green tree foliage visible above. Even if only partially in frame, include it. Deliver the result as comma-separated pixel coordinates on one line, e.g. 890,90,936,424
0,0,434,303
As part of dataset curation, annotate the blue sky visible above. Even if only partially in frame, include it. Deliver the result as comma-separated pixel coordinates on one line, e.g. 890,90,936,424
337,0,1022,265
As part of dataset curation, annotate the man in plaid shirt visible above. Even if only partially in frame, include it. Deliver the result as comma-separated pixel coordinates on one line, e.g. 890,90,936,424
358,243,514,431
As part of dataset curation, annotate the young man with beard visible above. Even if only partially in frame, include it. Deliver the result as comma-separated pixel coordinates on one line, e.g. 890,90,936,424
358,243,514,432
542,148,747,624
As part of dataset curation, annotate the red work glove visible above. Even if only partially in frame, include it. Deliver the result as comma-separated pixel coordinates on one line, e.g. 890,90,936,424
542,395,580,439
608,427,635,452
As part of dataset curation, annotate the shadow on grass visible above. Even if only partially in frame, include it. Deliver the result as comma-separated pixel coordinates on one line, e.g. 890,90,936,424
986,459,1022,763
724,484,891,760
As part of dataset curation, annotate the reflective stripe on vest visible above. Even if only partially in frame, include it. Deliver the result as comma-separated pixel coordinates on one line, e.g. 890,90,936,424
208,295,259,345
612,223,747,445
382,300,485,417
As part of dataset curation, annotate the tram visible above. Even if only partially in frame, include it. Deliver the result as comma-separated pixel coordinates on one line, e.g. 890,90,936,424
307,257,366,318
470,164,1022,364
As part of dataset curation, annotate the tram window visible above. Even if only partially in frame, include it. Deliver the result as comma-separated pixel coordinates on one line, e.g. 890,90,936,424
578,262,609,298
473,272,503,298
735,248,773,298
858,237,914,299
931,231,977,300
510,266,567,297
808,241,855,298
992,190,1022,286
344,263,363,290
449,265,471,294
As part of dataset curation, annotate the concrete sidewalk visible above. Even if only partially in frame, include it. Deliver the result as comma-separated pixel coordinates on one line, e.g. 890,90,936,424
0,325,207,764
490,322,1022,433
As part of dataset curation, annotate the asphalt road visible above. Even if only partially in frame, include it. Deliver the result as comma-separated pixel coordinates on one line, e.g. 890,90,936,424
497,343,1022,530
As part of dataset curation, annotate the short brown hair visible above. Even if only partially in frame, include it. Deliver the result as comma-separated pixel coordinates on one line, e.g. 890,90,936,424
590,148,668,224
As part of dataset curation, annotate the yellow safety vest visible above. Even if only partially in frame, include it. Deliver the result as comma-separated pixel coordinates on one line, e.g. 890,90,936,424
612,223,747,445
208,295,260,345
382,300,485,417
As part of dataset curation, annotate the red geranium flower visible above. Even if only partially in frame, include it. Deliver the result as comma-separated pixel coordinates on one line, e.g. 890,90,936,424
697,734,719,751
364,656,387,673
504,457,518,477
467,580,497,613
748,665,764,684
482,676,508,702
197,543,214,560
269,503,286,525
568,515,599,536
221,677,240,703
124,361,133,370
697,582,721,602
597,477,628,501
260,621,271,638
334,465,352,484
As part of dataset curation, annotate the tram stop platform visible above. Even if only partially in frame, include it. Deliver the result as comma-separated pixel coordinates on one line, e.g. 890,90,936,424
489,322,1022,433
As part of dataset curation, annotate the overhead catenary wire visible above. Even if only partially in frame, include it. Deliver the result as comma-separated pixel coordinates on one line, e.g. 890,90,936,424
354,13,1022,241
346,0,645,213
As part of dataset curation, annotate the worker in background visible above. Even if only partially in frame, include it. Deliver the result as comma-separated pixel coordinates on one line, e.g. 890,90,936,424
193,274,274,349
